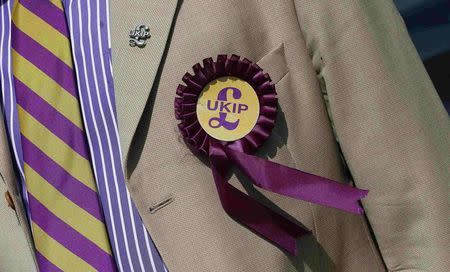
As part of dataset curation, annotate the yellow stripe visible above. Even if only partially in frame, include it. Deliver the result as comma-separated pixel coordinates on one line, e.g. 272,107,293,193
18,107,95,191
32,223,96,272
49,0,64,11
12,2,72,67
12,50,83,130
27,164,112,255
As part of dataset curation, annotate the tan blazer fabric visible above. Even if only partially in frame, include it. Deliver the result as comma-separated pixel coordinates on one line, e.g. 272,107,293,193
294,1,450,271
111,0,449,271
1,0,448,271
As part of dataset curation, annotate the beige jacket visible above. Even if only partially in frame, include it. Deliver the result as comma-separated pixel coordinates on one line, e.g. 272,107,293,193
1,0,449,271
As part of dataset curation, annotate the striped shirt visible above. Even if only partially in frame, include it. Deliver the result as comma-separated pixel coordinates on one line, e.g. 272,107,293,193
0,1,166,271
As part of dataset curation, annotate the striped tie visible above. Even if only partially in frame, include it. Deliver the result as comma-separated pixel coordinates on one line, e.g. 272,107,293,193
12,0,117,271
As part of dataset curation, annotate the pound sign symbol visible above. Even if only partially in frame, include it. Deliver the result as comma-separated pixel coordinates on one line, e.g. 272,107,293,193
208,87,241,130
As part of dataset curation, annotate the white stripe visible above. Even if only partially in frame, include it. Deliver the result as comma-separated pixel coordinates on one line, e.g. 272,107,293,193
106,0,111,49
1,5,7,107
85,1,135,271
67,2,124,272
105,50,121,159
142,222,158,271
127,192,146,271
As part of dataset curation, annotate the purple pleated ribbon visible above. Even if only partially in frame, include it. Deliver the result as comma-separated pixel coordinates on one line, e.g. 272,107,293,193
175,55,368,255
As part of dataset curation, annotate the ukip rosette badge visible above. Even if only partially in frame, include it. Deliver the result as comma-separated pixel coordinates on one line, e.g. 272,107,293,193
175,55,368,255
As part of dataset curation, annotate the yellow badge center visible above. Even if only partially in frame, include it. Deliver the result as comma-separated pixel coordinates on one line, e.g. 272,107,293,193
196,76,260,141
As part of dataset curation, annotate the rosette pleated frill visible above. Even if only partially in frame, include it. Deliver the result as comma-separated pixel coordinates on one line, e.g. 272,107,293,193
174,55,368,255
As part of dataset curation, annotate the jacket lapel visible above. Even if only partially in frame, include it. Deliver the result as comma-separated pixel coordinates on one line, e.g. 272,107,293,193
109,0,179,170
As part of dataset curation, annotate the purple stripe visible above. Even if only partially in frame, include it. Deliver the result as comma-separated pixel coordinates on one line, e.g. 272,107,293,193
11,24,77,96
14,77,88,158
29,195,117,272
18,0,69,37
21,136,103,221
35,251,63,272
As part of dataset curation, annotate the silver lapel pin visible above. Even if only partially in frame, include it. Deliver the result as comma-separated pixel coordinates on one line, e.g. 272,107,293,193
129,25,151,48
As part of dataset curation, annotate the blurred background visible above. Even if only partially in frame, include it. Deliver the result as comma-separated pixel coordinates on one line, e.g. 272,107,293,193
394,0,450,113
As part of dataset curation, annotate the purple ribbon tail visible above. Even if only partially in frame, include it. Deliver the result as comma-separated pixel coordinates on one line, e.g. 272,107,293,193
223,146,368,214
209,141,310,255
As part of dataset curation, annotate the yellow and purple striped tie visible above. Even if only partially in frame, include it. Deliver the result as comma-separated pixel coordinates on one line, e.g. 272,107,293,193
12,0,116,271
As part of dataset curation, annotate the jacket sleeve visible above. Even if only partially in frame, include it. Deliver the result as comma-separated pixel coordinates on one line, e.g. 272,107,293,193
293,0,450,271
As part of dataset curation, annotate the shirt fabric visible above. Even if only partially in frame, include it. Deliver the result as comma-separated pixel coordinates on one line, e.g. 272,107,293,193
0,1,167,271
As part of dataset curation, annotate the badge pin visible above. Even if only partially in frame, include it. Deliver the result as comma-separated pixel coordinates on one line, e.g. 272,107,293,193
129,25,151,48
